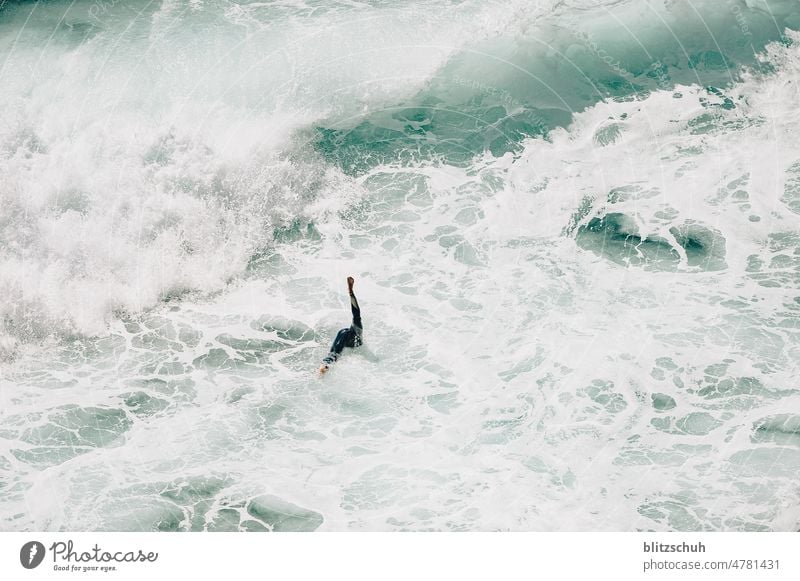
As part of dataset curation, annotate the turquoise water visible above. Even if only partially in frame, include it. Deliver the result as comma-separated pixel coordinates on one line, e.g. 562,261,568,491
1,0,799,531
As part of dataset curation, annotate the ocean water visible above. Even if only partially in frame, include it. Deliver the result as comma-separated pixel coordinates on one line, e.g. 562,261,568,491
1,0,799,532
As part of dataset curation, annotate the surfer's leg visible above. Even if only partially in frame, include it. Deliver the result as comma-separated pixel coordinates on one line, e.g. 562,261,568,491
324,328,350,363
350,293,362,331
321,327,357,372
347,276,362,332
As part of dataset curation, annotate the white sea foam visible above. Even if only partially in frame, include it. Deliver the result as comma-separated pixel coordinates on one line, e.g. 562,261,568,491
0,0,518,353
1,1,799,532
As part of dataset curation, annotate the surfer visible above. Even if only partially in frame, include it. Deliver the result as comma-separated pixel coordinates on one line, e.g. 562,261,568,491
319,276,362,374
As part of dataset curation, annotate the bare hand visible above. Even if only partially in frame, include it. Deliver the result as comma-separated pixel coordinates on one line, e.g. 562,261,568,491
347,276,355,292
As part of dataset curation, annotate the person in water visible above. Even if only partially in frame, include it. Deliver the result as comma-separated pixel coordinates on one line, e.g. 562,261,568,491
319,276,362,374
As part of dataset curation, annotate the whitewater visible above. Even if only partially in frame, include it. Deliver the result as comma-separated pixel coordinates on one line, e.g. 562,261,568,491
1,0,799,531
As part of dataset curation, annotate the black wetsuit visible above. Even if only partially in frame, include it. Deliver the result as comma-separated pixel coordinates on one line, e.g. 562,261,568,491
322,293,362,366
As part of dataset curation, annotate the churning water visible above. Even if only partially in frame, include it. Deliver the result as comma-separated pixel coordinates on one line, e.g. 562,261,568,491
1,0,799,531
